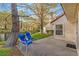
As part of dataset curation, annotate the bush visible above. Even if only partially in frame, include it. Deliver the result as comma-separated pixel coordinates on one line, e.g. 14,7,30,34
32,32,50,40
0,39,5,45
0,41,5,45
47,30,54,35
29,29,40,34
0,48,12,56
0,39,3,42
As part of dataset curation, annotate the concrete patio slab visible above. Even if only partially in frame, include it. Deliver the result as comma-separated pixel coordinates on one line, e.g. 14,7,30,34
24,36,78,56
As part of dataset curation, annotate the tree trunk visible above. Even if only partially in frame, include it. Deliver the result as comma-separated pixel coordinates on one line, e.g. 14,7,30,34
40,17,43,34
6,3,19,47
4,33,7,41
40,4,44,34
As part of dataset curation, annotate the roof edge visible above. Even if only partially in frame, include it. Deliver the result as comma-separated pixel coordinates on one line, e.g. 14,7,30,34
50,13,65,23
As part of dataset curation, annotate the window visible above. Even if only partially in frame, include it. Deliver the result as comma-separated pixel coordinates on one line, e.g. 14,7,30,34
56,24,63,35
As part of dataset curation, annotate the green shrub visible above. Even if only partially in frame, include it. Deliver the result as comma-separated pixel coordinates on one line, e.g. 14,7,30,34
0,39,3,42
47,30,54,35
0,41,5,45
0,40,2,42
32,32,50,40
0,39,5,45
0,48,12,56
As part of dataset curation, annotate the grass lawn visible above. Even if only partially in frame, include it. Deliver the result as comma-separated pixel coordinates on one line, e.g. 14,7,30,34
32,32,50,40
0,39,6,45
0,40,12,56
0,41,5,45
0,48,12,56
0,47,23,56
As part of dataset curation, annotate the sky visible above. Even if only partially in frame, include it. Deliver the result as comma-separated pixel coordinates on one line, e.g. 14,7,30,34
0,3,64,16
17,4,34,16
50,4,64,16
0,3,11,12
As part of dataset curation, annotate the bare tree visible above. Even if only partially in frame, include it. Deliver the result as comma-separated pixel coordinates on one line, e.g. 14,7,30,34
18,3,54,34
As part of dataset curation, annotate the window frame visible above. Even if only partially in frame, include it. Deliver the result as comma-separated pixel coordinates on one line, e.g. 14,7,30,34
55,24,64,35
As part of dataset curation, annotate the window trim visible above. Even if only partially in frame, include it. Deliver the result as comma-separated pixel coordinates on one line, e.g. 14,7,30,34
55,24,64,35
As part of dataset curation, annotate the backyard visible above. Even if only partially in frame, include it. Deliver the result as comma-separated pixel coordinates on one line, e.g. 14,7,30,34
0,32,52,56
0,3,78,56
0,3,69,56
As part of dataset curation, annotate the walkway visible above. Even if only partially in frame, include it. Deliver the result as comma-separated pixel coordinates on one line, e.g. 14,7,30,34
26,36,78,56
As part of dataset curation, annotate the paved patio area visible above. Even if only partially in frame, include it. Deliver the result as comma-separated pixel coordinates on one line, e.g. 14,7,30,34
24,36,78,56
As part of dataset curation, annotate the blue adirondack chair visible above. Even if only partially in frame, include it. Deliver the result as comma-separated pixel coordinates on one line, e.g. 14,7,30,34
18,33,27,45
18,32,32,46
26,32,32,39
25,32,32,46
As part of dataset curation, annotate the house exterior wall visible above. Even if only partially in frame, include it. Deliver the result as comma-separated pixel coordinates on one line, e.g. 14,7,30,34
54,15,76,43
65,22,76,43
52,15,67,40
45,15,76,43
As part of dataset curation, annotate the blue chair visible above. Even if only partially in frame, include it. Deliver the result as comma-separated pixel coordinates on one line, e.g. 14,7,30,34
18,33,25,41
18,33,32,46
25,32,33,46
26,40,32,46
26,32,32,40
18,33,27,45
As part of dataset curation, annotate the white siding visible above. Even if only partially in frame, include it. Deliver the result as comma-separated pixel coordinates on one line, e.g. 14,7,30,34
52,15,67,40
51,15,76,43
